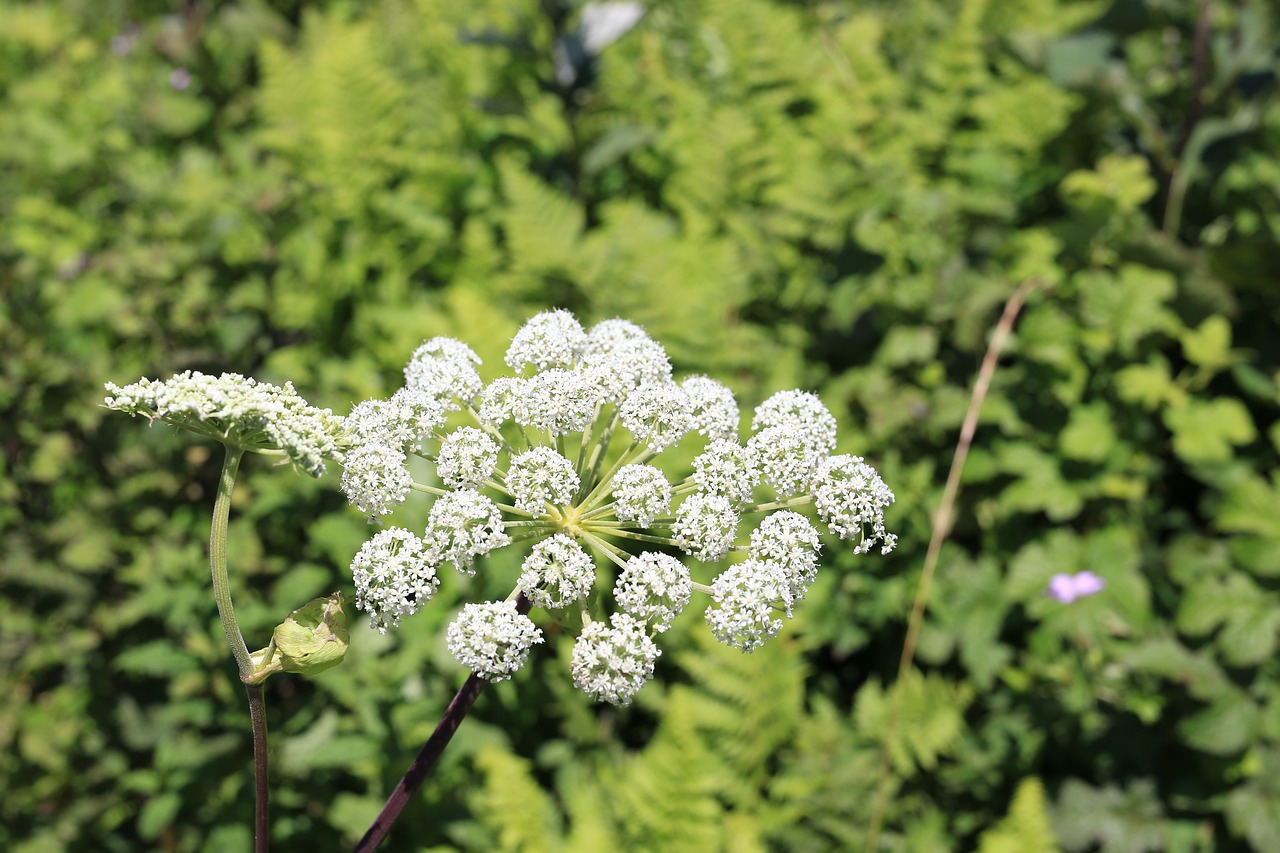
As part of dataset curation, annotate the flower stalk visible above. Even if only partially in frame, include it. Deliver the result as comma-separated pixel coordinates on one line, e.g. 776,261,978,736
210,445,269,853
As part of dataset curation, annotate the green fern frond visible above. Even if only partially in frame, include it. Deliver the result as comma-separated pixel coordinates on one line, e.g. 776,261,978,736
606,692,731,853
675,630,805,790
978,778,1061,853
496,157,584,276
257,12,408,214
855,668,974,773
473,745,564,853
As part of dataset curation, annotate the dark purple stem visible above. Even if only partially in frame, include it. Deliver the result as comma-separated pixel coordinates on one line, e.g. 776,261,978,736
246,684,269,853
353,594,529,852
353,672,487,852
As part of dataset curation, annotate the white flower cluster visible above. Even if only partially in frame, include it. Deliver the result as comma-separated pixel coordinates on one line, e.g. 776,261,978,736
339,309,897,703
445,600,543,682
350,527,441,633
104,371,346,476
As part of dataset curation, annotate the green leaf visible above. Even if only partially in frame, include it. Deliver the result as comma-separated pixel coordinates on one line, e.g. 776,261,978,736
1180,315,1233,372
1118,637,1226,703
474,746,563,853
497,158,584,275
1164,397,1256,464
114,641,201,678
1218,472,1280,538
1051,779,1166,853
1179,696,1259,756
1060,153,1157,216
1059,403,1117,462
1225,758,1280,851
878,326,939,367
995,443,1084,521
327,793,384,840
853,670,973,773
1114,357,1175,410
1177,572,1280,666
1075,265,1177,356
137,792,181,841
1230,362,1278,402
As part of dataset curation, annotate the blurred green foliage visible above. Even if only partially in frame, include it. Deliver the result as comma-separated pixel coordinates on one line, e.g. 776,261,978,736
2,0,1278,850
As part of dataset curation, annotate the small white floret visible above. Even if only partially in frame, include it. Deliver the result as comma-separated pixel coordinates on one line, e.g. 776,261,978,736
506,447,580,514
505,309,588,372
610,464,672,526
404,337,483,407
425,490,511,573
749,511,822,602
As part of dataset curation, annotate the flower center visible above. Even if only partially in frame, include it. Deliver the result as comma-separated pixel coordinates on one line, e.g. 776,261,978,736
555,503,586,538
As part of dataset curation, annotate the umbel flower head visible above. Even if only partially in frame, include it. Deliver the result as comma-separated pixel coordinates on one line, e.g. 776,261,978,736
342,310,896,704
104,371,346,476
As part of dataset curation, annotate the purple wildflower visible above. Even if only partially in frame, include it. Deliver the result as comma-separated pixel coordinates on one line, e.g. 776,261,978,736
169,68,192,91
1046,571,1105,604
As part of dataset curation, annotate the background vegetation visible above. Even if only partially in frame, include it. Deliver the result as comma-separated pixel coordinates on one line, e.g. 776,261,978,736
3,0,1278,850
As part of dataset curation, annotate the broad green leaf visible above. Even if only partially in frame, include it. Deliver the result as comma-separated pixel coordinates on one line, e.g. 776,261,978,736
1164,397,1257,464
1217,472,1280,538
1059,403,1117,462
1118,637,1226,702
1060,153,1157,216
1224,759,1280,852
1075,265,1177,356
1051,778,1165,853
878,325,939,367
1178,695,1259,755
995,443,1084,521
1180,315,1232,372
1177,572,1280,666
137,792,181,841
1114,357,1175,410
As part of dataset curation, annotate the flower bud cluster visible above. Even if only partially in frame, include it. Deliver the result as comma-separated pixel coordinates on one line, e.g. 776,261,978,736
335,310,896,702
104,371,346,476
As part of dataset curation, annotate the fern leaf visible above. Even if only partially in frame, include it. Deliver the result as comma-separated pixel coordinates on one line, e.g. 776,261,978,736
473,745,563,853
977,778,1061,853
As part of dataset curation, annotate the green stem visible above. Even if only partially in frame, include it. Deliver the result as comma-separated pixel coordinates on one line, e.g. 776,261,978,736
211,447,252,676
578,530,632,571
577,410,621,501
580,503,618,521
745,495,813,514
506,530,555,547
574,401,606,478
594,529,679,547
579,442,647,513
210,446,270,853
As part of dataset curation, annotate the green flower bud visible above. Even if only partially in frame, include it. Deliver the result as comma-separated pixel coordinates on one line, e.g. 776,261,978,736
250,593,349,681
275,592,349,674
